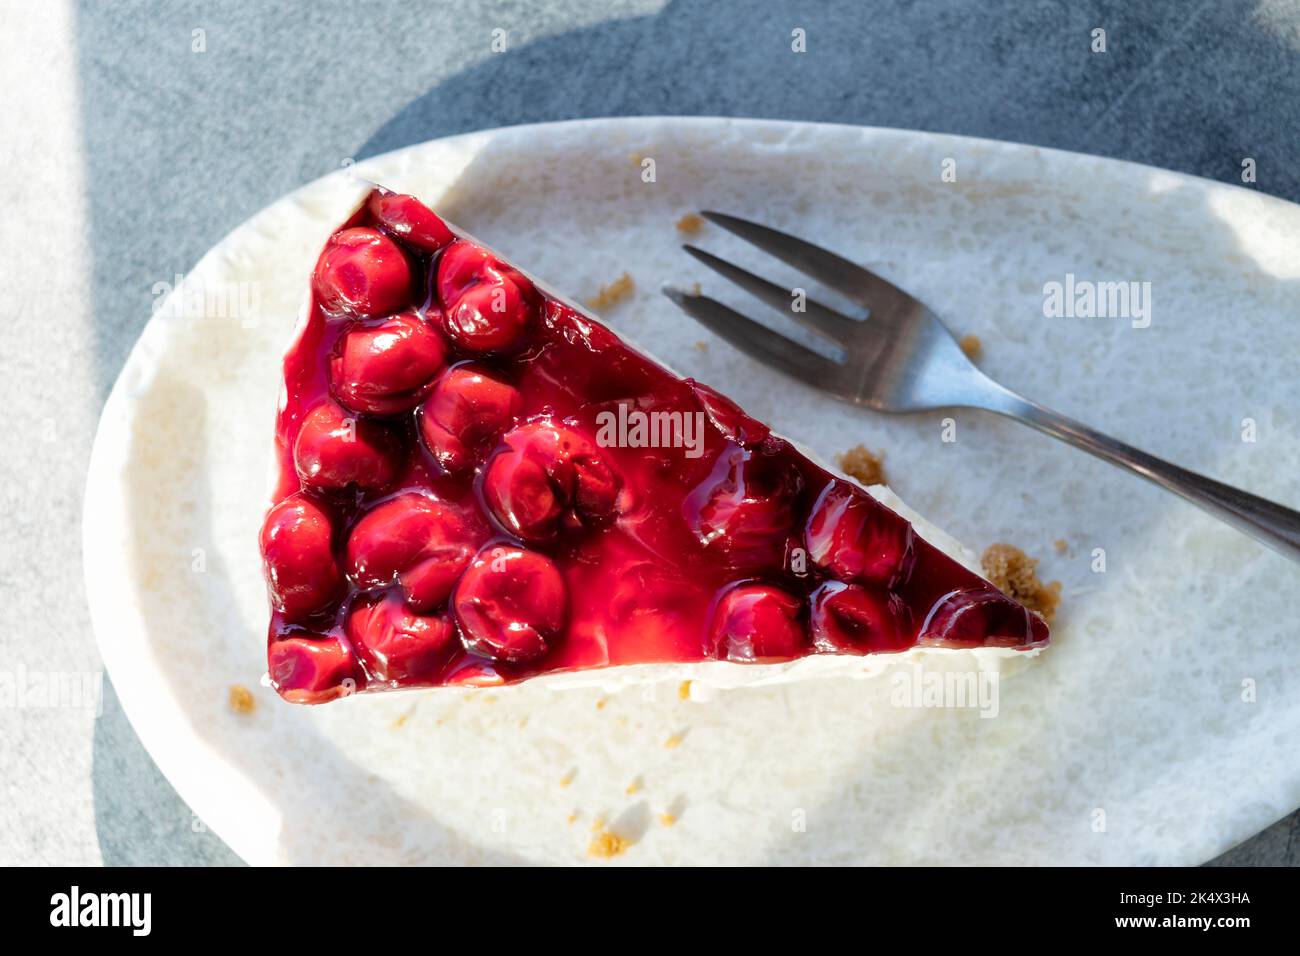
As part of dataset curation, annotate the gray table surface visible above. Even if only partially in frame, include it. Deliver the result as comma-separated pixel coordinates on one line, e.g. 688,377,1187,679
3,0,1297,866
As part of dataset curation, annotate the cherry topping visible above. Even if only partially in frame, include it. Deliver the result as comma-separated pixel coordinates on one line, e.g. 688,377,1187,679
346,590,456,683
445,279,532,354
419,364,522,476
329,309,447,415
689,380,770,447
366,191,454,252
804,480,915,586
344,492,483,612
436,240,536,353
259,495,342,621
268,635,360,704
482,420,621,541
293,401,403,493
453,546,567,662
312,226,412,318
918,587,1045,648
708,584,805,662
686,445,800,571
809,580,909,653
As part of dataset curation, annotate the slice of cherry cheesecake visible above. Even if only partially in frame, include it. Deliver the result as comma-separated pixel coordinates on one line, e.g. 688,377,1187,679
259,188,1048,703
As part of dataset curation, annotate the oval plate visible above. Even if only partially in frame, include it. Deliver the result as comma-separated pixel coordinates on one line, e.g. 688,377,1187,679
84,118,1300,865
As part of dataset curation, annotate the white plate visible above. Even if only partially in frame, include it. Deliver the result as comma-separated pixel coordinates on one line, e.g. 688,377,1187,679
84,117,1300,865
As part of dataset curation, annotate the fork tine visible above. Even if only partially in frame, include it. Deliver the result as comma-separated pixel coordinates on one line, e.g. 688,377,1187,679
681,244,856,347
700,210,910,310
661,286,841,385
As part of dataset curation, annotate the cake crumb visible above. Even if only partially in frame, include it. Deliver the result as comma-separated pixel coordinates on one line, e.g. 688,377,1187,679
659,812,677,827
625,777,643,796
559,768,577,788
1053,538,1068,554
587,825,630,859
693,341,708,352
676,212,705,235
981,543,1062,625
595,697,608,711
664,733,684,749
567,811,580,826
586,273,635,310
677,680,692,701
391,710,411,729
959,334,983,359
836,444,887,487
228,685,256,714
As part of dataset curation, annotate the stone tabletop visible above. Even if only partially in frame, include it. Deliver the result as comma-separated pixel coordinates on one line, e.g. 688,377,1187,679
3,0,1297,865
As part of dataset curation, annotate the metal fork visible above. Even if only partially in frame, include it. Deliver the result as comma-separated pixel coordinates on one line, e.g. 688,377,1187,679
663,211,1300,564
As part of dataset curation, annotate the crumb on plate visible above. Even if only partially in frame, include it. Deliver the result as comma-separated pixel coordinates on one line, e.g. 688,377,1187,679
836,444,887,487
1054,538,1068,554
981,543,1062,625
678,680,692,701
228,685,256,714
664,733,684,749
676,212,705,235
586,272,635,310
959,333,982,359
587,825,630,859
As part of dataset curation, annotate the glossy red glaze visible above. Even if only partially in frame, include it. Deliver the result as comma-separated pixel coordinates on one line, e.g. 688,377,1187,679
262,188,1048,702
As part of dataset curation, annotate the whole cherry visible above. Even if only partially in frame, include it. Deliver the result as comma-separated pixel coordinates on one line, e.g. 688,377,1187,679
330,309,447,415
708,584,805,662
268,635,361,704
918,587,1046,648
482,420,621,541
419,364,522,476
436,240,536,353
312,226,412,318
453,546,567,662
346,590,456,683
293,401,403,493
809,580,909,653
366,191,454,252
344,492,485,612
259,494,342,621
804,480,915,587
686,446,800,571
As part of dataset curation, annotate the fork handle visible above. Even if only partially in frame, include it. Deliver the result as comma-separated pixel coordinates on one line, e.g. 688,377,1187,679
978,385,1300,563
